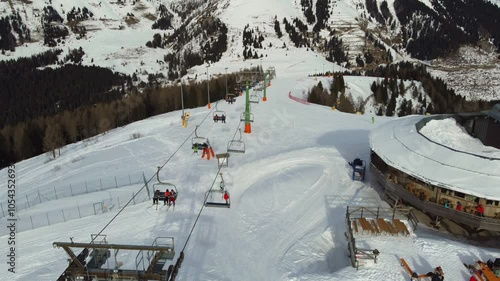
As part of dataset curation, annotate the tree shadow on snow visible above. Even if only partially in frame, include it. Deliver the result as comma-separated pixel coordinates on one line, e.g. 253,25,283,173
325,206,352,273
323,201,353,273
317,129,382,198
316,129,371,163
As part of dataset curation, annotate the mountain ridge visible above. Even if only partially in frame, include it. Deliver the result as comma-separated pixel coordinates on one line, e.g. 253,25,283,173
0,0,499,101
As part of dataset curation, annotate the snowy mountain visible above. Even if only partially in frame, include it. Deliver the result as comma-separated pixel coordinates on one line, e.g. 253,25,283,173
0,0,499,100
1,55,499,281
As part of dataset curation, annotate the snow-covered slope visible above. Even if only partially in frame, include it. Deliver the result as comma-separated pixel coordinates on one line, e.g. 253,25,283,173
2,0,499,101
0,48,499,281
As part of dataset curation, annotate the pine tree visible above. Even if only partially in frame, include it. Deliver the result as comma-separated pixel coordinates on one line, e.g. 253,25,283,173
426,103,433,114
330,77,339,102
338,74,346,94
399,99,408,117
399,80,405,97
338,93,355,113
0,132,10,167
274,17,282,38
386,93,397,116
377,106,384,116
406,100,413,116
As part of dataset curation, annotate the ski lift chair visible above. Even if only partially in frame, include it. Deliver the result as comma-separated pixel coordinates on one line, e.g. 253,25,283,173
349,158,365,181
204,190,230,208
153,167,178,203
240,112,254,122
249,93,259,104
213,102,226,122
226,94,236,103
227,129,245,153
192,125,209,150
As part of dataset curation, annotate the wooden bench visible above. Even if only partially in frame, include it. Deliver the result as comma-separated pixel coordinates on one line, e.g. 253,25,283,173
377,218,398,236
370,220,381,235
393,219,410,236
352,220,359,234
359,218,373,235
386,220,399,236
376,218,390,235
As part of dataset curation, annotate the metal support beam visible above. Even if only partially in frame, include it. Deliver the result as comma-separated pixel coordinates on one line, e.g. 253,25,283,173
60,246,86,270
53,242,174,252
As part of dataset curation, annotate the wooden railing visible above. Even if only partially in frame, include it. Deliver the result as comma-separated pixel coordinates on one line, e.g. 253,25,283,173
370,164,500,232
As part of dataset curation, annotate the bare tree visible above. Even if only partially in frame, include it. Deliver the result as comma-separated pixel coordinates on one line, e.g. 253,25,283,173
44,123,65,158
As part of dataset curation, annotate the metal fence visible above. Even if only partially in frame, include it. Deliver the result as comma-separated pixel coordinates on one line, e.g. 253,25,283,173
0,171,147,218
0,182,151,236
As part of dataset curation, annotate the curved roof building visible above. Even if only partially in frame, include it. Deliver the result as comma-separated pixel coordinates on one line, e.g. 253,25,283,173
369,106,500,231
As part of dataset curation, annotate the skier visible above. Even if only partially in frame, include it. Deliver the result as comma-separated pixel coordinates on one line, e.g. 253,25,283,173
168,189,177,205
153,190,160,205
169,191,177,208
223,191,230,204
425,266,444,281
214,114,219,122
164,189,171,205
221,114,226,123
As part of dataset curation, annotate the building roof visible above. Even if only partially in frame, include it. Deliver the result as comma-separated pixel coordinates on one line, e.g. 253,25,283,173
370,116,500,201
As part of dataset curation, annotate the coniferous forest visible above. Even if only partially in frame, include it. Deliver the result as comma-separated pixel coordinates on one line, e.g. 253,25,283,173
307,62,499,115
0,52,242,169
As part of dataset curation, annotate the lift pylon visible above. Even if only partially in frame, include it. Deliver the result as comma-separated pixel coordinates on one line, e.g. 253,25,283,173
244,80,252,133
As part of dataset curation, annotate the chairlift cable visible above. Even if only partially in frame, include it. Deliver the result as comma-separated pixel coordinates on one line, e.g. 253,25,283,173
180,162,223,253
181,119,243,252
89,104,217,244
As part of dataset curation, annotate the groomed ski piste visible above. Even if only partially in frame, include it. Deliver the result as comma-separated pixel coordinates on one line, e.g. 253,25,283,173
1,46,500,281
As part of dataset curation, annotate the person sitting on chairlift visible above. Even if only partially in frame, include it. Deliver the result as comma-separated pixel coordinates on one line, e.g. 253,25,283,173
214,114,219,123
169,190,176,207
164,189,171,205
153,190,160,205
221,114,226,123
223,191,230,204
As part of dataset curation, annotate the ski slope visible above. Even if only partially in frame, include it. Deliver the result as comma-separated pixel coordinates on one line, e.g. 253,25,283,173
1,47,499,281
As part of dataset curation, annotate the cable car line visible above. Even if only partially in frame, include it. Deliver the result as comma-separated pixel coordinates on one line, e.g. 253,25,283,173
89,104,217,244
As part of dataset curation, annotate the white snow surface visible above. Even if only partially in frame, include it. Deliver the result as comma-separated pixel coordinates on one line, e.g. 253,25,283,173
371,116,500,201
421,118,500,158
0,49,499,280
